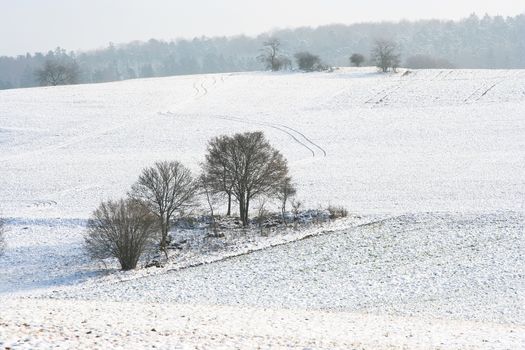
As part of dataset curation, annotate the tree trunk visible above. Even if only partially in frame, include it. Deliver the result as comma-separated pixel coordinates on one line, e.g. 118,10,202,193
226,192,231,216
244,195,250,226
239,195,246,227
160,215,170,260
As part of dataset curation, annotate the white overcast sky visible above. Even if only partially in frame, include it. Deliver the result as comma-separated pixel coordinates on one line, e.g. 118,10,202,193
0,0,524,56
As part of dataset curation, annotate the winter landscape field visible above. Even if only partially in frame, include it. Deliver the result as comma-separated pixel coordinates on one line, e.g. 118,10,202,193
1,68,524,349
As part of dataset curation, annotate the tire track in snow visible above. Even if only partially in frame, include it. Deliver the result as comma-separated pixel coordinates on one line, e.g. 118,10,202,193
212,115,316,157
31,200,57,208
275,123,327,157
364,72,417,106
200,81,208,97
464,78,505,103
168,75,325,157
463,85,486,103
477,83,498,100
430,70,444,81
193,81,200,96
163,111,324,157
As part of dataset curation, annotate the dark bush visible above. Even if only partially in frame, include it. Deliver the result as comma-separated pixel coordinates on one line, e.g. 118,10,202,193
294,52,324,72
84,199,159,270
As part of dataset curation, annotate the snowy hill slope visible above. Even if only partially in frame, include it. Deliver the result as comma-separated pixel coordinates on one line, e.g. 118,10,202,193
1,68,524,219
1,68,524,349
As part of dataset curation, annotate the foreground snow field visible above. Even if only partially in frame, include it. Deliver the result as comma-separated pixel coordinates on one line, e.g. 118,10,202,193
1,68,524,348
2,298,524,349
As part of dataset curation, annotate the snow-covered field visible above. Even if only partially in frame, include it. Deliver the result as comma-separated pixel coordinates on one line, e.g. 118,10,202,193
1,68,524,348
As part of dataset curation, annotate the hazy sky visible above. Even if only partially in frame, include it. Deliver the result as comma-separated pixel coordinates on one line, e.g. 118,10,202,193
1,0,524,56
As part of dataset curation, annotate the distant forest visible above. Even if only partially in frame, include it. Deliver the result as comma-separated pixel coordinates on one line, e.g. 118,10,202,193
1,14,524,90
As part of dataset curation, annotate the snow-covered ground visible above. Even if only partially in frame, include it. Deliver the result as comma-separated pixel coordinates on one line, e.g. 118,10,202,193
1,68,524,218
49,212,525,325
1,68,524,348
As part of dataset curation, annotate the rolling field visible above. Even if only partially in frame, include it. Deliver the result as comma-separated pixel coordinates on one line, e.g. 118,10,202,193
1,68,524,349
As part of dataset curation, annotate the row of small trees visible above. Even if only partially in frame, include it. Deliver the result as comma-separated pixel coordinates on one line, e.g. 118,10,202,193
32,38,428,87
349,39,402,72
260,37,404,73
258,39,328,72
85,131,297,270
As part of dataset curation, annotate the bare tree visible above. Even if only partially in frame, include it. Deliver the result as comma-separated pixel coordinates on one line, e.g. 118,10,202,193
84,199,159,270
36,60,80,86
130,161,197,257
204,131,289,227
258,38,288,71
350,53,365,67
202,135,235,216
294,52,323,72
200,174,221,236
255,198,269,235
371,39,401,72
276,176,297,222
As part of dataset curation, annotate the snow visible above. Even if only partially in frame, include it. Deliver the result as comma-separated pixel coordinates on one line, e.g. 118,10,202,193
47,212,525,325
1,68,524,348
1,68,524,218
2,298,524,350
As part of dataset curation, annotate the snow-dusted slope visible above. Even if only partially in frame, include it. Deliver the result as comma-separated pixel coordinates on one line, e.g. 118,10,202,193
1,68,524,219
1,68,524,349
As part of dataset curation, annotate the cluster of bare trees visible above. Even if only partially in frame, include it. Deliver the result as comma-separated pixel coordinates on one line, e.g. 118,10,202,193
202,131,292,226
258,38,328,72
261,37,403,73
84,131,296,270
85,161,198,269
257,39,291,71
349,39,401,72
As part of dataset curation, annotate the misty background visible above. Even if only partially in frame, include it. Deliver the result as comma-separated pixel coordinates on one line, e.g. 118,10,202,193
1,9,524,89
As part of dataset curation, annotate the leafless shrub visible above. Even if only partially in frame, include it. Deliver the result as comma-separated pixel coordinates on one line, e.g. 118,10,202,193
327,205,348,219
130,161,198,258
276,176,297,223
199,174,221,237
255,199,270,235
84,199,160,270
291,199,303,229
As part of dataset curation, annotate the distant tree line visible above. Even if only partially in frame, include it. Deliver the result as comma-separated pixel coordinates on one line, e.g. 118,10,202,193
1,14,524,89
